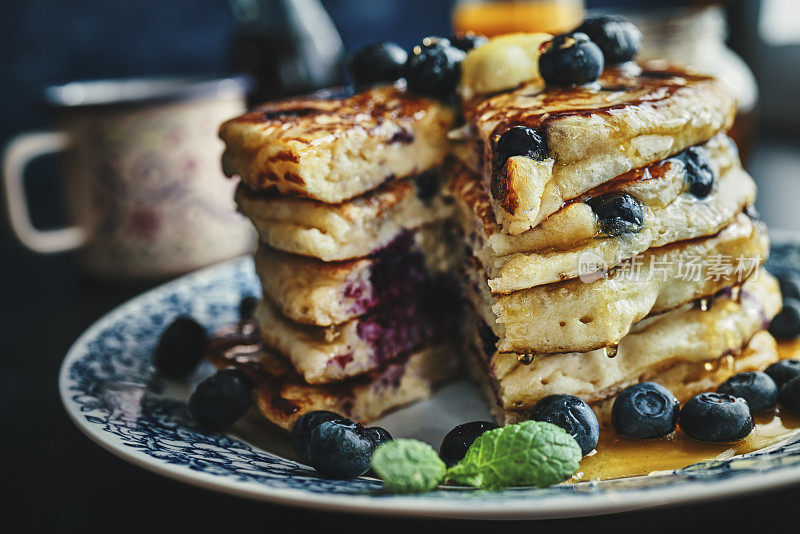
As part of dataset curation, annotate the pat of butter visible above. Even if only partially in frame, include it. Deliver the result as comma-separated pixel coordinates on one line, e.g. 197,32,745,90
460,32,552,100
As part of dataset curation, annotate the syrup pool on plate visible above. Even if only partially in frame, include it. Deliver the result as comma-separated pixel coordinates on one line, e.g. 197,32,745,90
572,339,800,482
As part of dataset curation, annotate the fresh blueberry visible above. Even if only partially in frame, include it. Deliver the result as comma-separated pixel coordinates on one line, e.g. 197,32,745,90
362,426,393,448
291,410,350,462
574,15,642,65
675,146,715,198
769,298,800,340
494,126,548,167
188,368,253,431
765,359,800,389
530,394,599,455
306,420,375,478
449,32,488,52
586,192,645,236
347,41,408,88
539,32,604,87
239,295,258,321
612,382,679,439
779,274,800,301
679,392,753,443
717,372,778,412
405,38,466,101
153,316,207,379
780,375,800,412
439,421,500,467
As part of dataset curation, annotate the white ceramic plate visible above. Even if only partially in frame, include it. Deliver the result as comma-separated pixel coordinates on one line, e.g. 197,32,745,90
60,236,800,519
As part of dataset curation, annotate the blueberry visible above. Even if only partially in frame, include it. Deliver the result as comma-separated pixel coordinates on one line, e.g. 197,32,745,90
539,32,604,87
779,274,800,301
675,146,715,198
717,372,778,412
586,192,644,236
449,32,488,52
679,392,753,443
494,126,548,167
153,316,207,379
306,420,375,478
612,382,679,439
238,295,258,321
439,421,500,467
574,15,642,65
188,368,253,431
291,410,350,462
769,298,800,340
780,375,800,412
530,395,599,455
765,359,800,389
346,41,408,89
363,426,393,448
405,39,466,101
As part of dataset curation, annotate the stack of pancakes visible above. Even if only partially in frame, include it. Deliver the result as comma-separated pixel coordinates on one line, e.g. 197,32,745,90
217,62,781,431
217,87,461,429
448,62,781,425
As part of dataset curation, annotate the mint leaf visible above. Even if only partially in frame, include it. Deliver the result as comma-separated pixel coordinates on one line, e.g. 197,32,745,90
445,421,581,489
371,439,446,493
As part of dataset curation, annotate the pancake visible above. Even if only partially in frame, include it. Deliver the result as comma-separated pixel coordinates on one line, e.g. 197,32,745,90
464,273,781,425
220,86,454,203
205,322,459,430
253,282,460,384
237,170,453,261
255,223,458,326
466,213,768,355
588,331,779,427
458,61,736,235
496,331,780,426
449,134,756,293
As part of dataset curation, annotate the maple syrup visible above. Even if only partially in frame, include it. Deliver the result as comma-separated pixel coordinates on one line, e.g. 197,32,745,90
572,339,800,482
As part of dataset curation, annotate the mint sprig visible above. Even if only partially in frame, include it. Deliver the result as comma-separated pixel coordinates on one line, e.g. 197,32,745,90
370,439,446,493
370,421,582,493
445,421,582,489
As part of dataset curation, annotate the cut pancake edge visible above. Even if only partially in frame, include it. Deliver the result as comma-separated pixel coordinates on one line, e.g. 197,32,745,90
239,169,454,262
206,322,461,430
462,272,781,421
462,214,769,355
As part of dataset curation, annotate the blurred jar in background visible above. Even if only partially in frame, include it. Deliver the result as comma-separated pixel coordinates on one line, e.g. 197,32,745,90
453,0,585,37
228,0,345,105
626,5,758,164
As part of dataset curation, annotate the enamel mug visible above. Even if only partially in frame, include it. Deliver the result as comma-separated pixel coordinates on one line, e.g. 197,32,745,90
2,76,255,279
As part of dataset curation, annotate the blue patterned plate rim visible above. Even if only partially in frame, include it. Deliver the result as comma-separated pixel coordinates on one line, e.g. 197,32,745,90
60,235,800,519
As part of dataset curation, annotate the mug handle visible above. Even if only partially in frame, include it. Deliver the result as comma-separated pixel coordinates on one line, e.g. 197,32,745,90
2,131,87,253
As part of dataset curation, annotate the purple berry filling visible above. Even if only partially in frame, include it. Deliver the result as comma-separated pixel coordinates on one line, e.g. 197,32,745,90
356,274,460,366
343,231,430,317
376,362,407,390
331,353,355,369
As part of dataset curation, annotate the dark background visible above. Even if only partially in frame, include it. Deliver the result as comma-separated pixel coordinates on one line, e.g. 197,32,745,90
4,0,800,531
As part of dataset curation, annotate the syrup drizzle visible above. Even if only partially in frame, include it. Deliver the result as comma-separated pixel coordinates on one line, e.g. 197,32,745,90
573,339,800,482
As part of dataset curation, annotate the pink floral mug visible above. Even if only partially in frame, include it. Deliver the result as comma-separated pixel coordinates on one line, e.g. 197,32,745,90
2,76,255,279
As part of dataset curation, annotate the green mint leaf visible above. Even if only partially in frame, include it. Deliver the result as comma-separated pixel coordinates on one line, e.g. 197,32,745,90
445,421,581,489
370,439,446,493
